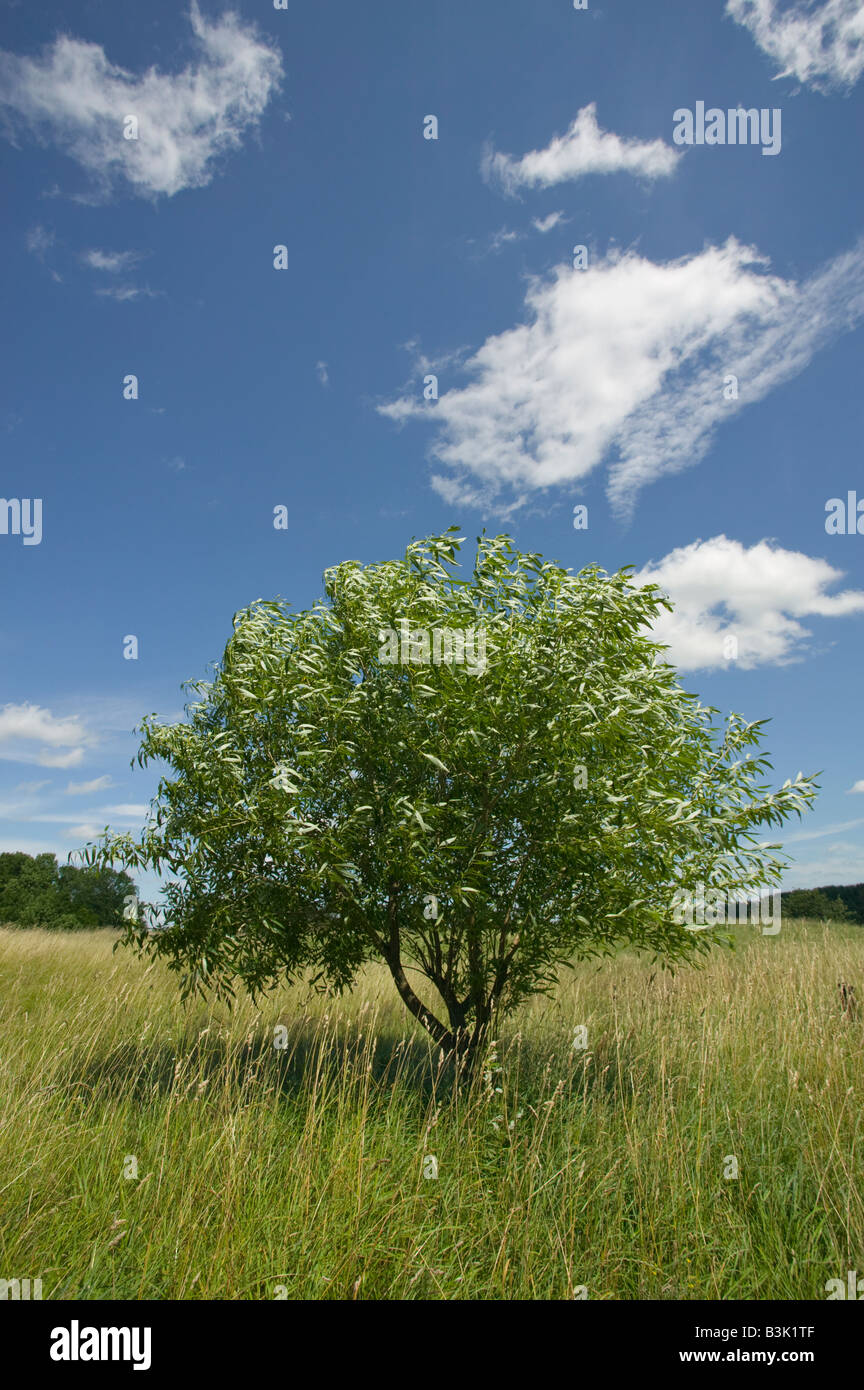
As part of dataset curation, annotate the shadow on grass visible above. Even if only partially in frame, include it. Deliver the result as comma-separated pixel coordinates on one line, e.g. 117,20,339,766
51,1011,641,1113
64,1023,468,1110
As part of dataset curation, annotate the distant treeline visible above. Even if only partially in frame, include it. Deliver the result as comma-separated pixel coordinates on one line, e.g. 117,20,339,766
1,848,859,931
0,852,134,930
781,884,864,924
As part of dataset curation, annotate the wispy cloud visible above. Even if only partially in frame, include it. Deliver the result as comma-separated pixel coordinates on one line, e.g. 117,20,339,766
727,0,864,91
784,817,864,844
0,1,283,199
25,223,61,280
782,840,864,888
81,248,144,273
532,211,566,234
0,803,147,826
482,103,680,195
488,227,521,253
634,536,864,671
95,284,161,302
316,360,329,386
380,237,864,518
65,823,104,841
66,775,113,795
26,223,54,258
475,215,568,258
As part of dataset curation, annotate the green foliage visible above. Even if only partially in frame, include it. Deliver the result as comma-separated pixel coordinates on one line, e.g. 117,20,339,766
807,883,864,923
780,888,853,923
84,531,817,1065
0,852,134,930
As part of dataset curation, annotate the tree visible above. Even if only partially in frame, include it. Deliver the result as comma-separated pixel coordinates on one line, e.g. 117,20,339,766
84,531,817,1077
55,863,134,926
0,852,134,929
780,888,851,923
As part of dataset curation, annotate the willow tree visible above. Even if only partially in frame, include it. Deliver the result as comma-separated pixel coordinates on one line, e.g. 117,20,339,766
85,531,815,1076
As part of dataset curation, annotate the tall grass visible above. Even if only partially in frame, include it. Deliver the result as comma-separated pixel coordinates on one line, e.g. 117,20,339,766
0,920,861,1300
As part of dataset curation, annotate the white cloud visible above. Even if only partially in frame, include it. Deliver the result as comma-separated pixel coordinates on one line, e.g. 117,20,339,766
0,1,283,199
35,750,86,770
0,837,65,859
15,779,51,794
316,360,329,386
727,0,864,91
26,224,54,258
81,248,143,273
26,223,61,281
0,703,91,767
848,780,864,794
95,284,160,301
66,775,113,795
532,211,566,234
482,103,680,195
785,817,864,843
379,237,864,517
488,227,521,253
634,535,864,671
781,840,864,888
0,802,145,825
65,823,104,841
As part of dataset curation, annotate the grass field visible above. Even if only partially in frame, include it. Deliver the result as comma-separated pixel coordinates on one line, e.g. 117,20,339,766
0,919,861,1300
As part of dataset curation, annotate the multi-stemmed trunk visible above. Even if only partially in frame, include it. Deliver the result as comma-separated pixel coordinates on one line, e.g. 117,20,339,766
383,945,494,1083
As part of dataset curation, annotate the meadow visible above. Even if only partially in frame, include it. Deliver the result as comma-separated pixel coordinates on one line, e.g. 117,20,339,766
0,919,861,1301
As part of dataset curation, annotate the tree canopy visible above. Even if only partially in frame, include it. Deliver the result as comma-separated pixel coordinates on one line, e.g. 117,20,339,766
84,531,817,1073
0,851,135,930
780,888,853,923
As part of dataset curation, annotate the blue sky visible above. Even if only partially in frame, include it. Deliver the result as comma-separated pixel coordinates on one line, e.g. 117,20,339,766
1,0,863,902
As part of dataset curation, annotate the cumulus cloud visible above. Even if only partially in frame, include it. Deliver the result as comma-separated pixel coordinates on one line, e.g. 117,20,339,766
727,0,864,90
0,1,283,199
379,237,864,517
482,104,680,195
848,780,864,793
634,535,864,670
0,703,92,767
